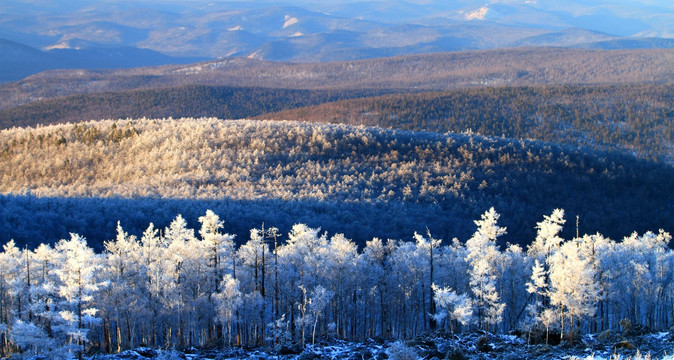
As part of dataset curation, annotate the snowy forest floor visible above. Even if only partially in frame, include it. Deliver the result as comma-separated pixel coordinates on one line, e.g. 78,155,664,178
77,328,674,360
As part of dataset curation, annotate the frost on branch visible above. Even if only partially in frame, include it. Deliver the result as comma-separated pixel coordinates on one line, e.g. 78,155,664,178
0,208,672,358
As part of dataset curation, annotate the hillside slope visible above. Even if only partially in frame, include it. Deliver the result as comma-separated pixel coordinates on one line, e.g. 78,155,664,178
4,83,671,163
257,84,674,163
1,118,671,248
1,48,672,111
0,85,394,129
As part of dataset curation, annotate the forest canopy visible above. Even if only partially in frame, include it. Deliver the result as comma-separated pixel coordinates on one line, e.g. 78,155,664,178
3,84,670,164
0,118,672,248
259,84,674,163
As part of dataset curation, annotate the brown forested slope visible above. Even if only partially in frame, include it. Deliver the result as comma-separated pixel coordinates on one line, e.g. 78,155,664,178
2,83,672,163
0,85,395,129
1,48,672,111
257,84,674,163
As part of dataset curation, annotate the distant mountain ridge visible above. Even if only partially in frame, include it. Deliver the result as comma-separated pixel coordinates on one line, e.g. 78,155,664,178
0,0,672,82
0,38,206,83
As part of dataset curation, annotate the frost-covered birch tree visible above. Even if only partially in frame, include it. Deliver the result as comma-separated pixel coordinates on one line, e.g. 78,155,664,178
1,207,673,357
548,237,599,344
214,274,242,347
100,222,145,352
53,234,103,359
431,284,473,340
465,208,506,335
307,285,333,345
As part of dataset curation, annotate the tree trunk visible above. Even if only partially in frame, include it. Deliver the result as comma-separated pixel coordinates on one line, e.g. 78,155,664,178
312,317,318,345
103,319,111,353
429,237,437,331
116,320,122,353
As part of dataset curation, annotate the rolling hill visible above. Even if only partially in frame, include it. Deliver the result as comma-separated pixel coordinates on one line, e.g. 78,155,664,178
256,84,674,163
1,118,672,249
0,0,671,81
1,48,672,111
2,83,671,164
0,85,396,129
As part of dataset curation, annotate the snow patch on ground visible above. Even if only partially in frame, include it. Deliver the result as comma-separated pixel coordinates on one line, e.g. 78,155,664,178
653,331,670,340
45,42,74,50
170,64,203,75
80,330,674,359
247,50,263,60
465,6,490,20
465,6,502,21
283,15,299,28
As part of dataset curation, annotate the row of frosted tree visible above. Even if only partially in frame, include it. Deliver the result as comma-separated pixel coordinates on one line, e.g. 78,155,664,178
0,208,672,358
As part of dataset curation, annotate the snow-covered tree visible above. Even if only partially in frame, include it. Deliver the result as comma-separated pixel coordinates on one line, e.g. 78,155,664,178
214,274,242,346
307,285,334,345
390,240,425,338
266,314,290,346
296,285,309,347
0,322,8,356
360,237,394,338
2,207,674,355
238,229,266,295
53,233,103,359
538,308,558,344
278,224,328,341
198,210,233,293
139,222,174,347
414,231,442,330
431,284,473,339
323,233,358,339
526,259,546,310
9,319,54,357
524,259,552,343
0,240,21,327
237,228,269,345
465,208,506,335
548,237,599,344
498,243,530,330
528,209,566,261
619,230,673,330
523,210,568,338
100,222,144,352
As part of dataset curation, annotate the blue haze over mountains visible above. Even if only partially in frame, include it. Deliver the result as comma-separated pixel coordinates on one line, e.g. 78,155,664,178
0,0,672,83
